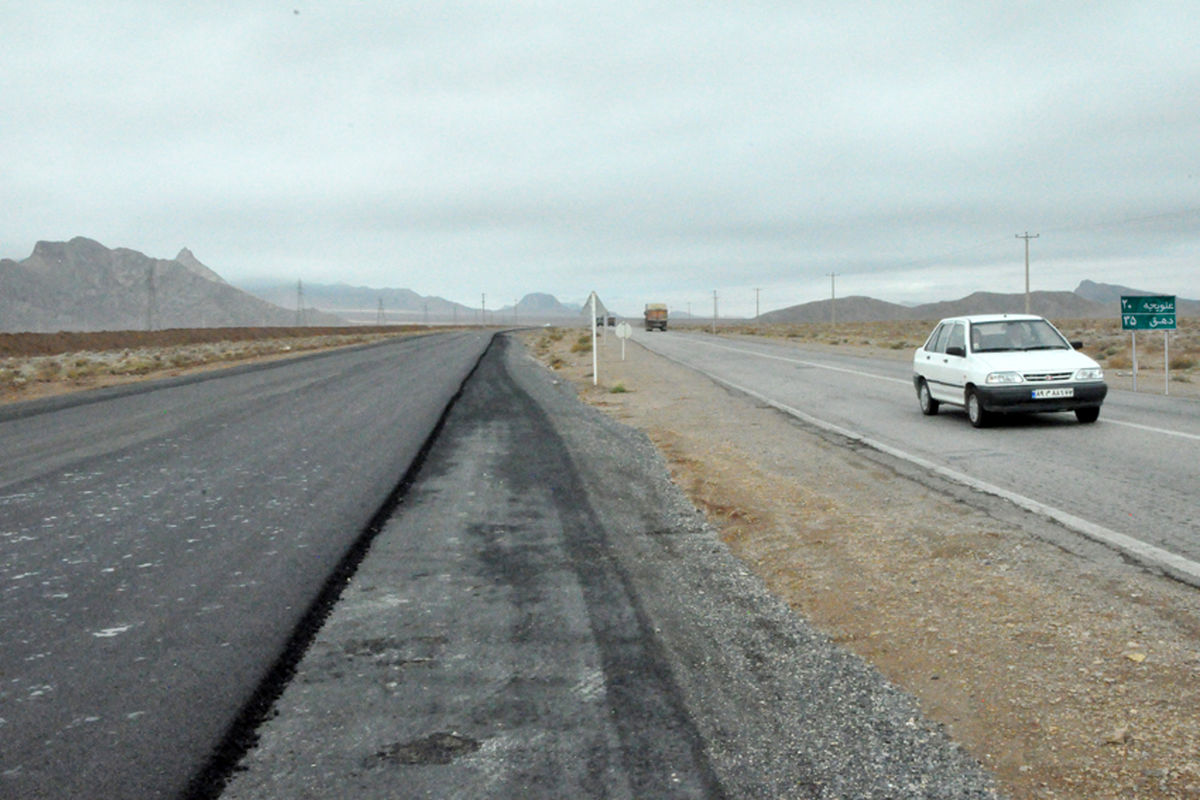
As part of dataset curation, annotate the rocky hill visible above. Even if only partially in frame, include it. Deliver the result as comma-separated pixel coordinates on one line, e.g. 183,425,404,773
0,238,341,333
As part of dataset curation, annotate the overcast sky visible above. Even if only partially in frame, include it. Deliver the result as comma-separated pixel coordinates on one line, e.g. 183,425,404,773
3,2,1198,316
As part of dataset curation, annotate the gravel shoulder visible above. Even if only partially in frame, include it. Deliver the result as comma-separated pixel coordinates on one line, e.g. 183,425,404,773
525,328,1200,800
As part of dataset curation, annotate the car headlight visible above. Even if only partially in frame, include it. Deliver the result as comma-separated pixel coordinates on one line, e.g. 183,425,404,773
985,371,1024,384
1074,367,1104,381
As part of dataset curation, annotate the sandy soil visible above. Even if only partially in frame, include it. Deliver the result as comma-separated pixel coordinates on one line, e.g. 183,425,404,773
526,328,1200,800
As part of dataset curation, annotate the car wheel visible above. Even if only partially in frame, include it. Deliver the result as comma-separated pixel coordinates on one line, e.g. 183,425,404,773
1075,406,1100,423
966,388,990,428
917,380,939,415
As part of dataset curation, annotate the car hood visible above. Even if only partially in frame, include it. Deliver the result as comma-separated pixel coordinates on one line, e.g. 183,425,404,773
971,349,1100,373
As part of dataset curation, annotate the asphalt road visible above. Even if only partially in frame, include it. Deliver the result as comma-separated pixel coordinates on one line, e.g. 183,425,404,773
222,335,997,799
635,330,1200,578
0,331,492,799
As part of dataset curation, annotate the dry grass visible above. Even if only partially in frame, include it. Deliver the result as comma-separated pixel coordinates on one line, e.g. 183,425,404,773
0,330,419,402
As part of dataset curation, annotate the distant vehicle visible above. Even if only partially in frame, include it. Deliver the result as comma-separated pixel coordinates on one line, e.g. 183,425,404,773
607,316,616,327
912,314,1107,427
644,303,668,331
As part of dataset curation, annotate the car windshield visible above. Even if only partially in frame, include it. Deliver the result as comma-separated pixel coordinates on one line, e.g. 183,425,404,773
969,319,1069,352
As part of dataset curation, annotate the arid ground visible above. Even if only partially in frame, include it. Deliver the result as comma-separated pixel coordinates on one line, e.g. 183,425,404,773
528,323,1200,800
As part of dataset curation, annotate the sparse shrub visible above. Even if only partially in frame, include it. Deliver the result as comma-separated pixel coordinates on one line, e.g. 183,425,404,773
65,361,101,382
114,357,158,375
570,335,592,354
33,360,62,381
1169,355,1197,370
890,341,909,350
1107,355,1132,370
609,383,628,394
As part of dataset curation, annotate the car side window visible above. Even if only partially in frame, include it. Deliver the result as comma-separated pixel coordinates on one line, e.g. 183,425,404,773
946,323,966,355
926,324,948,353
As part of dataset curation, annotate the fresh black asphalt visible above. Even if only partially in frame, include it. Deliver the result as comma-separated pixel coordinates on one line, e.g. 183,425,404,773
222,335,999,799
0,332,492,799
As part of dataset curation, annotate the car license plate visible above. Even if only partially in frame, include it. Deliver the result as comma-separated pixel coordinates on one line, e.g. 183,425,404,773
1032,387,1073,399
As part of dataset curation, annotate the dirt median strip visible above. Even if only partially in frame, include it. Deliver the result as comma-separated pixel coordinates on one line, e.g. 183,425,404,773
0,327,436,406
524,328,1200,800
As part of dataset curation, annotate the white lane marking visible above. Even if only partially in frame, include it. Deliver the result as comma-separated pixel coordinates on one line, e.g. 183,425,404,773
692,339,913,385
1104,418,1200,442
685,337,1200,443
669,356,1200,587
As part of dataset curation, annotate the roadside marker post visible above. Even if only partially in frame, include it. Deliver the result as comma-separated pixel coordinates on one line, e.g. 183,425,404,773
583,291,608,386
615,321,632,360
1121,295,1176,395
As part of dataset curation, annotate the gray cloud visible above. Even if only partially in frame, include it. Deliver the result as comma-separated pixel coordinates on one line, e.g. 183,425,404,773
3,2,1198,317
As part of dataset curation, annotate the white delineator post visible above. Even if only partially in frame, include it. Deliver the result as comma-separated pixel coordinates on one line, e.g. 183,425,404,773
590,292,598,386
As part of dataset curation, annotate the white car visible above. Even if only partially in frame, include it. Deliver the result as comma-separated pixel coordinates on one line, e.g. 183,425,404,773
912,314,1108,427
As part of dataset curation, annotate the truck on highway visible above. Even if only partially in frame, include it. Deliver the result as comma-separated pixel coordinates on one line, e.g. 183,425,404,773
644,303,668,331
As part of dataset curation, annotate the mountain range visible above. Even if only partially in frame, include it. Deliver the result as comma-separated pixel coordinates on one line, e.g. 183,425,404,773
758,281,1197,325
235,282,581,325
1,237,1193,333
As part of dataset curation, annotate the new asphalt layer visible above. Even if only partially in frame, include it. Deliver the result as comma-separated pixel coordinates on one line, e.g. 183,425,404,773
221,335,999,799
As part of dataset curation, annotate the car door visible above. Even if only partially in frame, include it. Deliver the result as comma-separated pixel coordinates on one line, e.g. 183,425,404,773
919,322,967,403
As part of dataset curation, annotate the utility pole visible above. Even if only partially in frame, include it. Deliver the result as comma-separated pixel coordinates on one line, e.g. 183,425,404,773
376,297,384,326
755,288,761,321
712,290,718,335
295,279,305,326
1016,232,1039,314
827,273,839,327
481,293,486,327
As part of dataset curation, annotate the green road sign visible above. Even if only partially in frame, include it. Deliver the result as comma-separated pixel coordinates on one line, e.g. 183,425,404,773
1121,295,1176,330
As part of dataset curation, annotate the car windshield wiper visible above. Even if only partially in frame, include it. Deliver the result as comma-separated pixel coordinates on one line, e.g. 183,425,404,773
1023,345,1065,351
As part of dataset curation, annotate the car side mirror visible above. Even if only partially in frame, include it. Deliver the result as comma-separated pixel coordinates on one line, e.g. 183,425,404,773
1069,340,1083,349
946,345,966,357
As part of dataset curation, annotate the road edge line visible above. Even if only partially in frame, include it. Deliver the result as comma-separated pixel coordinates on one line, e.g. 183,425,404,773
646,344,1200,589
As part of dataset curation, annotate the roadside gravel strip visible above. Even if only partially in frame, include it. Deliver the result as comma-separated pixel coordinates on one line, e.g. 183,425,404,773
223,335,997,798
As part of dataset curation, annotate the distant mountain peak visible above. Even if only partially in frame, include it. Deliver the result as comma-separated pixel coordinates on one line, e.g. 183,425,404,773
174,247,227,284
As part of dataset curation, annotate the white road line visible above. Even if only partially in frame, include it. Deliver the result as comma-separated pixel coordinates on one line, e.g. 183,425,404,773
695,340,912,385
1104,418,1200,441
665,351,1200,587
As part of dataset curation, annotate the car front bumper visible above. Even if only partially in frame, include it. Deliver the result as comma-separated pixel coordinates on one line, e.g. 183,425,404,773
975,381,1108,414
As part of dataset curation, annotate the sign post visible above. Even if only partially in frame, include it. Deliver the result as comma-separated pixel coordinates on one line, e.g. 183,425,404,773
614,321,632,360
583,291,608,386
1120,296,1176,394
